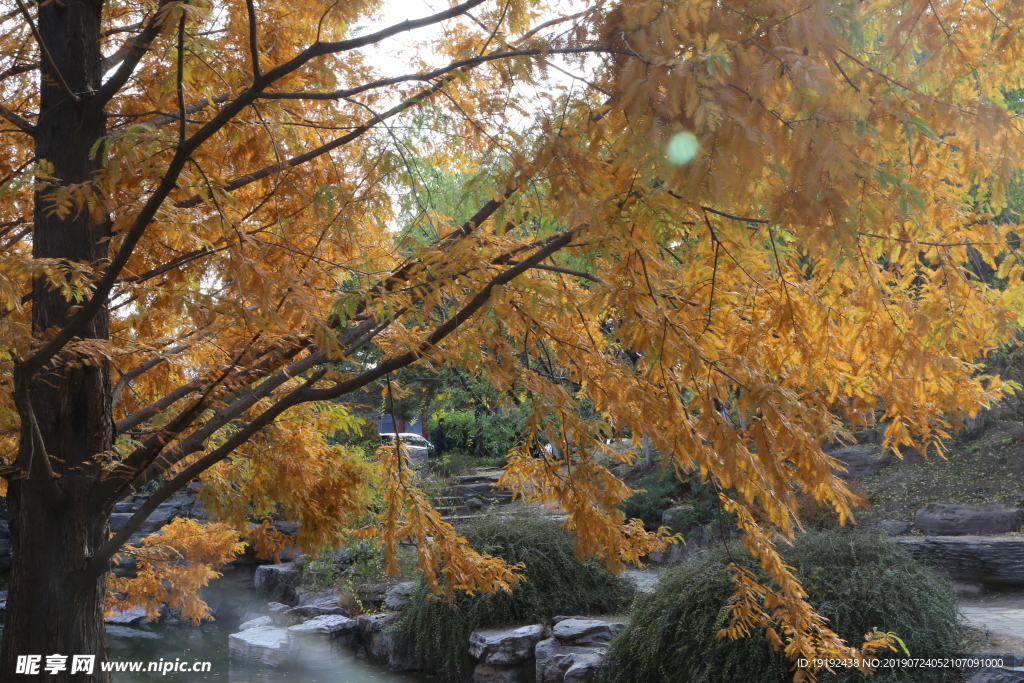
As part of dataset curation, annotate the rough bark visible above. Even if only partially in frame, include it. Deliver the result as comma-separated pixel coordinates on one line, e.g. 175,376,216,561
0,0,114,680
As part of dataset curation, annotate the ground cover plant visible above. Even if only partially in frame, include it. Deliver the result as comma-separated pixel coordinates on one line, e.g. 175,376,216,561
394,510,635,682
602,529,964,683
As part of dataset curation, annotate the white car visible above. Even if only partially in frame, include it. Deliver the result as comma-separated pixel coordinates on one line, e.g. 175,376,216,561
379,433,434,458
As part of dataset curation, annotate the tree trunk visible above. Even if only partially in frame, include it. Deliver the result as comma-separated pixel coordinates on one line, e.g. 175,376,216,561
0,0,113,679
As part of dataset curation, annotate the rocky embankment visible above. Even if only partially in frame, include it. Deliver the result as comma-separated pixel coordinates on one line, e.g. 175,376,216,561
234,560,626,683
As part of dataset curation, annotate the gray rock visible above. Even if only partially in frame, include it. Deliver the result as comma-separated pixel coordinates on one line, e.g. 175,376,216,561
239,616,273,631
0,590,7,609
254,562,302,604
563,652,604,683
472,663,528,683
469,624,545,666
971,668,1024,683
356,583,389,606
288,615,359,654
106,625,162,640
875,520,911,536
661,506,695,533
828,444,893,478
356,613,420,671
897,536,1024,587
914,504,1023,536
552,619,624,646
285,605,350,621
465,497,486,510
385,582,418,611
535,638,604,683
105,605,150,625
228,625,297,667
109,512,134,533
648,525,712,564
296,589,342,609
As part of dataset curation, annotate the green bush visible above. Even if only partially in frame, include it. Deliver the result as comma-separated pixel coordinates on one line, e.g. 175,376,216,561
619,467,717,529
394,510,636,682
602,529,964,683
430,409,524,461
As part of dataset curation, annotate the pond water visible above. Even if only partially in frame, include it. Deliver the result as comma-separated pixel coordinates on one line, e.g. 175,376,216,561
107,618,432,683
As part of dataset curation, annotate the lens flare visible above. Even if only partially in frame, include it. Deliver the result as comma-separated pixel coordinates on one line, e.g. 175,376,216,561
667,132,699,165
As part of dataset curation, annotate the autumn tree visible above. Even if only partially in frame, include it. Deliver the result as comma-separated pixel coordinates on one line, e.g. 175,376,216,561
2,0,1024,680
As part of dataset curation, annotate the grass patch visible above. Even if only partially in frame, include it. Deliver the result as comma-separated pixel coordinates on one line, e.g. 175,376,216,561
601,528,964,683
394,510,636,682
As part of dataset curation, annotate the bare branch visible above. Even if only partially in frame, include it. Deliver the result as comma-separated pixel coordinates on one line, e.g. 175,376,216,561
0,102,34,134
245,0,261,79
256,47,629,100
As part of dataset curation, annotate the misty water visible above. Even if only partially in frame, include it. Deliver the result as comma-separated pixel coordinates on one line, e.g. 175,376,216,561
107,618,432,683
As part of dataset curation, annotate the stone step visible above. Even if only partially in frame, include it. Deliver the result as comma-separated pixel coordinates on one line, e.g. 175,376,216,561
897,536,1024,588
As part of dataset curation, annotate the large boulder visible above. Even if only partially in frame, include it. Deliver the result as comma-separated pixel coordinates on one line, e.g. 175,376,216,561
535,638,605,683
228,625,297,667
552,618,624,646
469,624,546,666
897,536,1024,588
914,504,1024,536
385,582,418,611
828,444,893,478
287,615,359,653
254,562,302,604
356,613,421,671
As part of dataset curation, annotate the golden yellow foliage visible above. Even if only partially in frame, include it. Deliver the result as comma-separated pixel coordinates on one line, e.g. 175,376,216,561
108,519,246,624
1,0,1024,678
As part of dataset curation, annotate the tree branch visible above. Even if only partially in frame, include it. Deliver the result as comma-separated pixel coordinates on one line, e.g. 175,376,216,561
91,0,179,113
22,0,492,380
245,0,261,79
256,47,630,101
0,102,35,134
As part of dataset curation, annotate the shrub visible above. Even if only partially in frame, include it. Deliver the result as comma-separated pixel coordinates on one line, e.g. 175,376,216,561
602,528,964,683
619,467,718,529
394,510,636,682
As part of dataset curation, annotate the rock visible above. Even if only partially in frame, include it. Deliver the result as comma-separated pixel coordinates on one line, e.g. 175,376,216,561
660,506,695,533
647,525,712,563
285,605,350,621
465,497,485,510
106,625,162,640
971,668,1024,683
535,638,605,683
296,589,342,609
897,536,1024,588
563,652,604,683
552,619,623,646
254,562,302,604
385,582,417,611
109,512,134,533
229,625,297,667
239,616,273,631
875,520,911,536
105,605,150,625
356,583,389,606
469,624,545,666
914,504,1024,536
0,590,7,609
356,613,420,671
828,444,893,478
288,614,358,638
287,614,359,651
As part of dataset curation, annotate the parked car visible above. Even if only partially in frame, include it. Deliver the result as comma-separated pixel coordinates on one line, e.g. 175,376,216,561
379,432,434,458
